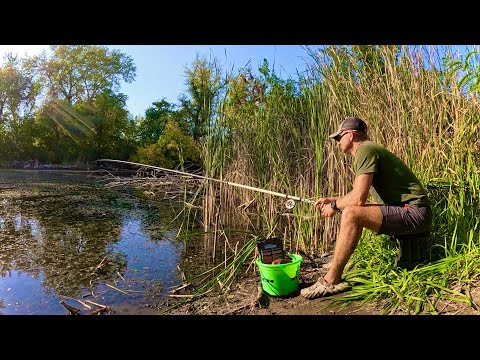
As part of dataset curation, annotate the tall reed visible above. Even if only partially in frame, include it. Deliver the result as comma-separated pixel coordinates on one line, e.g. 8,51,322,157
195,45,480,313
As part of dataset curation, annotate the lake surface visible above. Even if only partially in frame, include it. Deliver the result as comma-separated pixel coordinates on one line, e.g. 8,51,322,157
0,169,202,315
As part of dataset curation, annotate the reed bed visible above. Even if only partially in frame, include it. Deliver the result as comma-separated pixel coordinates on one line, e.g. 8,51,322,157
189,45,480,313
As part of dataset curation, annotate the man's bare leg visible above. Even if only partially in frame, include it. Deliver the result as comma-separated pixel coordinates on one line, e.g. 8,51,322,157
324,204,383,285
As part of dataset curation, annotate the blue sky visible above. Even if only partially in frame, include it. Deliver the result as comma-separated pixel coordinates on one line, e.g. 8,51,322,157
1,45,474,119
111,45,311,117
0,45,312,118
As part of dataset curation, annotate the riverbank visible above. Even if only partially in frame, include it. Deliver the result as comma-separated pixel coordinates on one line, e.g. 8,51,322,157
165,254,480,316
1,160,84,170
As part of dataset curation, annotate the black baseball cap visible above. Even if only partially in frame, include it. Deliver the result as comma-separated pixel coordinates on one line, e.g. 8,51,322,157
329,117,368,141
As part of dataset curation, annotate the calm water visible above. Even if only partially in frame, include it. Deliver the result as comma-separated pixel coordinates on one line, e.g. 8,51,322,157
0,169,199,315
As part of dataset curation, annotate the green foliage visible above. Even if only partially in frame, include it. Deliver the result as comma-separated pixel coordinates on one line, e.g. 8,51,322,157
0,54,40,125
330,230,480,314
28,45,136,105
1,45,139,165
178,54,224,140
131,119,200,169
258,58,299,96
42,99,96,141
76,90,137,161
219,58,306,198
0,116,39,161
442,47,480,94
29,91,137,164
136,98,178,145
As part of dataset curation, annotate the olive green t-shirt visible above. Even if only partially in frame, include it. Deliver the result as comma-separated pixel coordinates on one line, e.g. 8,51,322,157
353,141,430,206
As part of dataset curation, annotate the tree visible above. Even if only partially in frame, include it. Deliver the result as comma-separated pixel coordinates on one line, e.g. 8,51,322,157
0,53,40,127
136,98,176,145
178,54,224,140
27,45,136,105
21,45,137,164
75,90,137,161
132,119,200,169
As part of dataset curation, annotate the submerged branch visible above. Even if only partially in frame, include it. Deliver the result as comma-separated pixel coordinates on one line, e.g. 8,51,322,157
91,168,202,203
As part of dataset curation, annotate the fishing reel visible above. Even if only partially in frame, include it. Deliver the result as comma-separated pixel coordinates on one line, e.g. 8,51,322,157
284,199,296,209
284,198,315,209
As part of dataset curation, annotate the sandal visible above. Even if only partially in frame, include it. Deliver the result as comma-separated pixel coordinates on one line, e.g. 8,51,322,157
300,277,350,299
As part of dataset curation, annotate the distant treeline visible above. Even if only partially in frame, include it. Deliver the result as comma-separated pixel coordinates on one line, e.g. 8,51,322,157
0,45,218,169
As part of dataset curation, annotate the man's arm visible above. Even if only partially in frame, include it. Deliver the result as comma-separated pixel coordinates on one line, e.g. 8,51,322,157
315,173,374,211
335,173,373,209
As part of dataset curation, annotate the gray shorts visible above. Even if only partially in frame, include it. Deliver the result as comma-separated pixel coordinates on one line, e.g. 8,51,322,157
378,204,432,236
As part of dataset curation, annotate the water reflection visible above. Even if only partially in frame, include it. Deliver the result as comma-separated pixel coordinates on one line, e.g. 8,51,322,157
0,170,186,315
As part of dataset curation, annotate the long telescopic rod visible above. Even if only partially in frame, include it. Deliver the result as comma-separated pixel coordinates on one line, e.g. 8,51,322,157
95,159,315,205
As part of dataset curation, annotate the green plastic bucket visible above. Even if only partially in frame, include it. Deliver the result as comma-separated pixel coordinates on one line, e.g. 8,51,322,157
256,254,303,296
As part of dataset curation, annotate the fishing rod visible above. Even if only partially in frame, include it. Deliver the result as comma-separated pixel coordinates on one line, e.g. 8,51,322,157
95,159,315,209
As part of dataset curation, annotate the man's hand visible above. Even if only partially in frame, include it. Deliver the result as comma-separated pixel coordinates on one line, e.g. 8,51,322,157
320,203,336,217
314,197,334,209
314,197,337,217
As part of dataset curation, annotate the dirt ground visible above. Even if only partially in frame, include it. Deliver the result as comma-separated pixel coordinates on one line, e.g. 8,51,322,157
166,254,480,316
